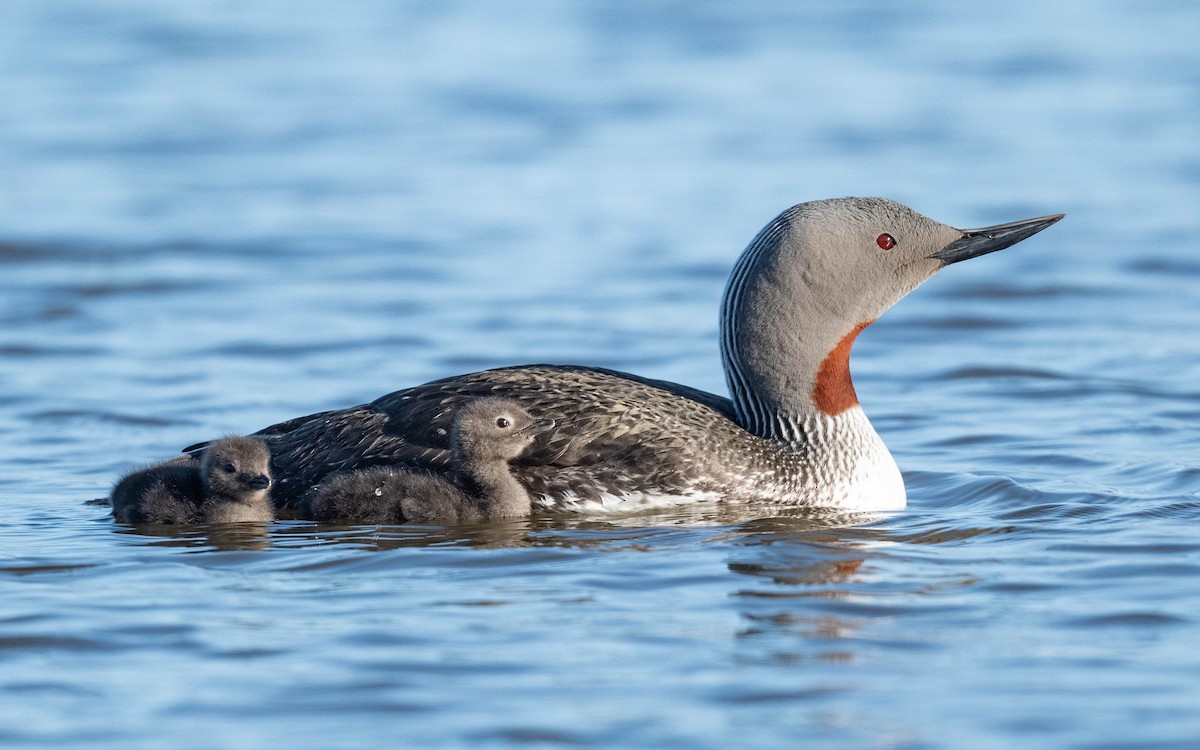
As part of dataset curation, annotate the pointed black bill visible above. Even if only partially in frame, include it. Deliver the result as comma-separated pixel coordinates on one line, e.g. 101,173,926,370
244,475,271,490
930,213,1065,265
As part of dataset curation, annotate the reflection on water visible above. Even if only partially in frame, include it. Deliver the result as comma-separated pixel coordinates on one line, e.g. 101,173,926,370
112,522,274,552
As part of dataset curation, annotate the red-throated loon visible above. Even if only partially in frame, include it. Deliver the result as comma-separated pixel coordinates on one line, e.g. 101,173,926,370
183,198,1063,513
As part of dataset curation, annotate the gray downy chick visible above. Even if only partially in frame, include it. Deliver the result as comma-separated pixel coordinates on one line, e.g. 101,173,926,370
111,436,273,524
299,397,553,525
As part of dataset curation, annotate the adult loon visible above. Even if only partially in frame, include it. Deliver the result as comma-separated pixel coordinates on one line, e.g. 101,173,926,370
185,197,1063,513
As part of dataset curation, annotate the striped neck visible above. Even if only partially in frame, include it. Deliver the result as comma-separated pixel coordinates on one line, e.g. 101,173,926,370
719,210,872,442
719,212,788,439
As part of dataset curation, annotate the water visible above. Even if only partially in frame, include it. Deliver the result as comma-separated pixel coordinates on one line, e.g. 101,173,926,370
2,1,1199,747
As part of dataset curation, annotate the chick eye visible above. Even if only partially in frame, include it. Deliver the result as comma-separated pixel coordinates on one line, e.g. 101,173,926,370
223,463,236,473
495,417,511,429
876,233,896,251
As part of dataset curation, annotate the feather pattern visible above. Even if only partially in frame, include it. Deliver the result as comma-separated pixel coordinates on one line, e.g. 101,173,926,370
230,364,809,509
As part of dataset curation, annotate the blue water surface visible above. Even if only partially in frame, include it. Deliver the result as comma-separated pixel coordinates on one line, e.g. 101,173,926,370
2,1,1199,748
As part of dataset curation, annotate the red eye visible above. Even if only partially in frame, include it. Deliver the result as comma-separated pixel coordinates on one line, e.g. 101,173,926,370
876,233,896,251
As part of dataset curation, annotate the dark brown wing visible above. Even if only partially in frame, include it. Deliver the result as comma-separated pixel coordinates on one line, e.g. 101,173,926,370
215,364,738,507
